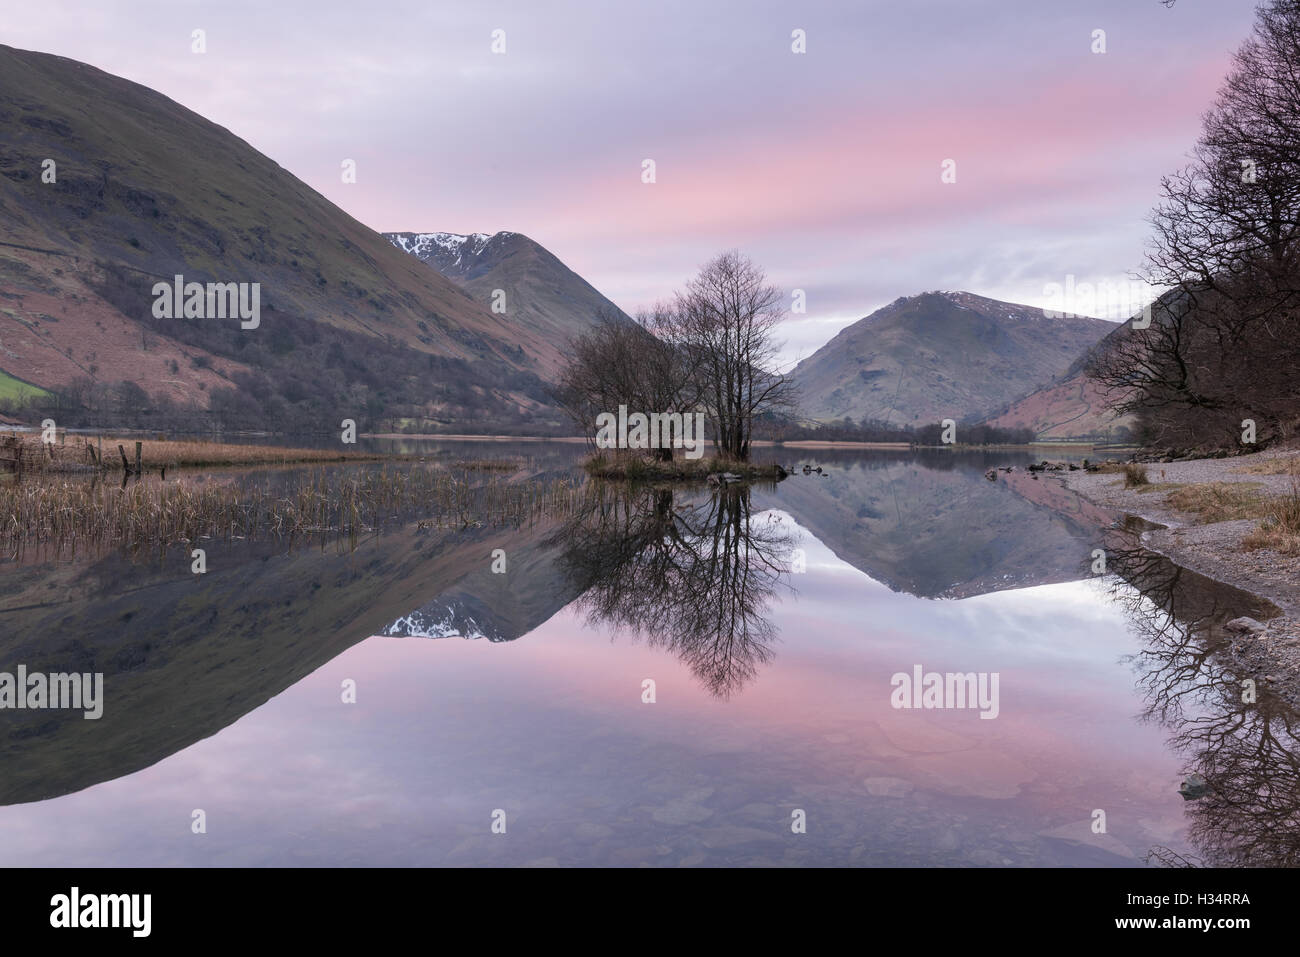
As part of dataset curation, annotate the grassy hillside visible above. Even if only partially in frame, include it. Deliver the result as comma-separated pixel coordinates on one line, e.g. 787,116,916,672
979,302,1158,440
0,369,49,401
981,369,1134,440
0,45,567,432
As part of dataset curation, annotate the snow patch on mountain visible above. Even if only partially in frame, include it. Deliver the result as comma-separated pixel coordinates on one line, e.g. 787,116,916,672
386,231,499,267
380,603,499,641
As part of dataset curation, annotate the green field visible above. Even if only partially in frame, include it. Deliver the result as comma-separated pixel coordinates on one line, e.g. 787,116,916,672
0,369,50,401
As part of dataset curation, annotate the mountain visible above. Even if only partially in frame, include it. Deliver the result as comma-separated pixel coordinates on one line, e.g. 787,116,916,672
789,291,1115,426
0,45,568,432
385,230,632,376
979,300,1172,440
979,353,1135,440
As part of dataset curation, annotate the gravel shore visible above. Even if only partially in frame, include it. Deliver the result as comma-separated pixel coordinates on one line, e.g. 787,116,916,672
1062,450,1300,531
1059,449,1300,706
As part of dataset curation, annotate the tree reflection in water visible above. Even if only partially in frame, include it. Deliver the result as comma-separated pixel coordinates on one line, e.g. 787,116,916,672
549,482,798,698
1106,533,1299,867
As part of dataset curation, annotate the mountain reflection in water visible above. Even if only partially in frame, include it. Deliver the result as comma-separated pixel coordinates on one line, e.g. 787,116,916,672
0,446,1294,866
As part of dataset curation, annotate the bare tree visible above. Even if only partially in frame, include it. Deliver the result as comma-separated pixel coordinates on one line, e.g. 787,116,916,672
662,251,797,461
1089,0,1300,450
556,251,795,462
554,306,702,460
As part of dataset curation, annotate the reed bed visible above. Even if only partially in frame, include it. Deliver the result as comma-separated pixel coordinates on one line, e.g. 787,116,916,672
0,434,387,475
0,434,98,474
85,436,384,468
1,465,585,561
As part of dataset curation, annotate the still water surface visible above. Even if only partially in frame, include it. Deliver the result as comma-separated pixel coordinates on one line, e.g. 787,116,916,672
0,442,1285,866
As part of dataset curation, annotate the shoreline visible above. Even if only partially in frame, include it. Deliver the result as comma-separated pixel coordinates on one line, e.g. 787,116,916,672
363,435,1101,451
362,433,590,442
1057,450,1300,704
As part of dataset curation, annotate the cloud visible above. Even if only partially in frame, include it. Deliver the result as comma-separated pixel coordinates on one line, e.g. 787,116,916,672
4,0,1260,360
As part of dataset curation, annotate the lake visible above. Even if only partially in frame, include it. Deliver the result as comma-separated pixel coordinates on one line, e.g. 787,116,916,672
0,441,1288,867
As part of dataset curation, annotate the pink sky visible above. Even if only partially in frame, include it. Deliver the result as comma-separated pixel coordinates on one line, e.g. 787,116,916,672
3,0,1263,364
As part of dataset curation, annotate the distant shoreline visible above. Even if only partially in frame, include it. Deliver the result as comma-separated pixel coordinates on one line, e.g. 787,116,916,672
757,440,912,449
4,428,1120,454
364,434,590,442
363,434,1110,451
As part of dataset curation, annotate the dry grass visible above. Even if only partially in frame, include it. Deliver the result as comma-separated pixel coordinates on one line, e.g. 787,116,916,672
1,434,383,473
1242,479,1300,555
1,435,98,474
1122,463,1150,488
1,466,584,560
1234,454,1300,475
1164,482,1266,523
93,437,383,468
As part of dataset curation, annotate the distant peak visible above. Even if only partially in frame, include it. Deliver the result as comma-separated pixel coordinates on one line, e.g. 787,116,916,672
389,230,487,248
384,230,533,258
885,289,1080,320
929,290,983,304
891,289,968,304
384,230,499,265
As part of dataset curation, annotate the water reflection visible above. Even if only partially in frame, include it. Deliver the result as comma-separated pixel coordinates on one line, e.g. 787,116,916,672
3,444,1296,867
550,484,797,697
1106,534,1299,867
0,516,574,805
758,451,1103,598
